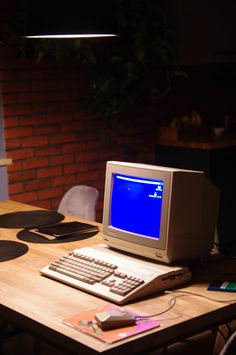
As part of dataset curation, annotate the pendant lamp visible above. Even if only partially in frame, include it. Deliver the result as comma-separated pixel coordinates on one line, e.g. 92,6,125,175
25,0,118,39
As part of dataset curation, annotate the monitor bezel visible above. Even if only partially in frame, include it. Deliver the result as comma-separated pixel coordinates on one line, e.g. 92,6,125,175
102,161,174,251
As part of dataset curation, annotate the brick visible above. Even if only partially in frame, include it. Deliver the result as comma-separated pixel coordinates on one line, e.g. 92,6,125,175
19,115,47,126
49,133,75,144
7,160,22,173
47,112,74,123
5,138,21,150
73,111,98,121
75,162,89,172
45,90,78,102
34,146,61,157
31,80,60,91
0,70,15,81
60,121,86,132
62,142,86,154
94,149,118,161
8,182,23,194
24,179,51,192
1,93,17,104
16,70,43,81
18,92,45,104
0,58,24,69
90,160,106,172
91,168,104,180
3,117,19,127
116,135,132,145
60,102,80,112
32,125,59,136
34,199,53,210
12,192,38,203
38,187,63,200
86,141,101,150
85,119,107,130
63,164,78,175
76,150,100,162
9,170,36,182
2,126,32,144
51,198,61,210
51,175,76,187
22,157,49,170
32,102,59,114
22,136,49,148
1,82,31,94
50,154,74,166
77,129,98,141
37,166,62,179
77,170,101,182
3,104,32,117
7,148,34,160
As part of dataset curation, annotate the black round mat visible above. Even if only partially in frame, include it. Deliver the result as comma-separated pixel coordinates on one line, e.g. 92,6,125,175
0,210,64,229
0,240,29,262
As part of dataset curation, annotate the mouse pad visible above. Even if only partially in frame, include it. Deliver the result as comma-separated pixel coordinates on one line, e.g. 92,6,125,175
63,304,159,344
0,210,64,229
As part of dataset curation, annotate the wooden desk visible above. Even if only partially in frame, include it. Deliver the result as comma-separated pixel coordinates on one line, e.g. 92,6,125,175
1,200,236,354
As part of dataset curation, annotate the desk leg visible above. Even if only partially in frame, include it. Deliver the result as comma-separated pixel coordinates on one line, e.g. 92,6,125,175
0,320,7,346
34,337,41,355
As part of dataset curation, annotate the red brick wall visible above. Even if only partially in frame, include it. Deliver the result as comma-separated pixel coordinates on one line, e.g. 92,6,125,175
0,46,156,221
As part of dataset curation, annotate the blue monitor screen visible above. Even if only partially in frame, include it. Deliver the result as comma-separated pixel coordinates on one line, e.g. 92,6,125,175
111,174,164,239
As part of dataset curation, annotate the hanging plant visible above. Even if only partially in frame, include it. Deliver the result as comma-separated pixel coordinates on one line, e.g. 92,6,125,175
87,0,183,124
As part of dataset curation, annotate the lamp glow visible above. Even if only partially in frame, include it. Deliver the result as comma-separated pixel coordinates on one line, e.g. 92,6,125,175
25,34,117,39
24,1,118,39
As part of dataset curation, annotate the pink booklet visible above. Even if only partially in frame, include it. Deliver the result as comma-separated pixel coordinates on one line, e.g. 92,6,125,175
62,304,160,344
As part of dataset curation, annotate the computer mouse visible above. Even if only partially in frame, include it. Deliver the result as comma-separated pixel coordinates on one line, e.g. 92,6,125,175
95,309,136,330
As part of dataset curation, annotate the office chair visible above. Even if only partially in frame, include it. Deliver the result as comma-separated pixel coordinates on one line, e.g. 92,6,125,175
58,185,99,221
219,330,236,355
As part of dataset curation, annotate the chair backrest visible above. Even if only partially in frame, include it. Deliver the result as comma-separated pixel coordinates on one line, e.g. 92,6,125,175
58,185,99,221
220,330,236,355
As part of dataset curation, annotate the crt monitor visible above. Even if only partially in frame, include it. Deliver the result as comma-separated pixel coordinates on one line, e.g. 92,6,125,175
102,161,219,264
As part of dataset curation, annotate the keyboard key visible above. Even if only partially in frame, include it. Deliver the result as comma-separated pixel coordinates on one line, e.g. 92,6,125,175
47,252,145,297
114,271,127,279
49,264,96,284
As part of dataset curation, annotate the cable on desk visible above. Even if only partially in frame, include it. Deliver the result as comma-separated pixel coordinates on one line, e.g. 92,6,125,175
165,290,236,303
134,293,183,320
134,289,236,320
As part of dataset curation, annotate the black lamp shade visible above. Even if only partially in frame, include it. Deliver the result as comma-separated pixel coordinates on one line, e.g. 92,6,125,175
25,0,118,38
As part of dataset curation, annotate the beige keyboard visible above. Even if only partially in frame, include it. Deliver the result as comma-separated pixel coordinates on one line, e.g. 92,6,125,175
40,244,191,304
